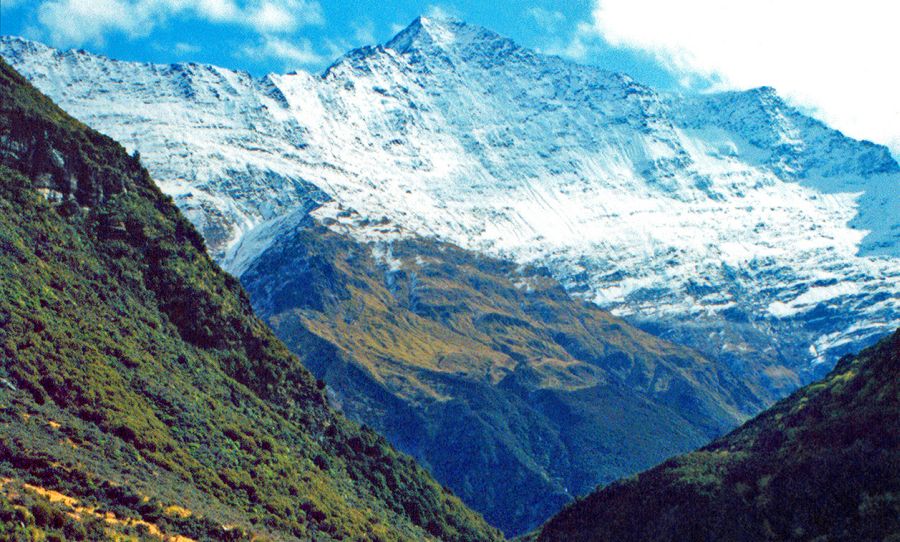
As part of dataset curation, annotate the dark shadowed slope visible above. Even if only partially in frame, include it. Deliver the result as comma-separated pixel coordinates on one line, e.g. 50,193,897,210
0,58,502,542
532,330,900,542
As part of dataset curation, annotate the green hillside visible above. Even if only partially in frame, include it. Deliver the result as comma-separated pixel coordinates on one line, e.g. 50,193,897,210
240,209,767,535
0,58,502,542
531,330,900,542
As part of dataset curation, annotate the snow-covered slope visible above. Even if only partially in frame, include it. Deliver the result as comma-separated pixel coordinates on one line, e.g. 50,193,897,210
2,18,897,387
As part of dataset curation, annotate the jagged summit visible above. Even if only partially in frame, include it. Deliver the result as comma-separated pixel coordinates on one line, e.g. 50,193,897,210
385,16,506,54
324,16,531,78
0,35,52,61
386,16,455,53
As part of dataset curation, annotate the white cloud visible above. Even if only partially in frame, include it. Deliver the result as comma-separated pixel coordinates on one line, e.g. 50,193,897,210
248,0,322,34
424,5,456,20
174,41,201,54
241,35,325,67
584,0,900,153
195,0,241,22
37,0,146,46
351,19,375,45
542,21,597,61
526,7,566,33
35,0,323,46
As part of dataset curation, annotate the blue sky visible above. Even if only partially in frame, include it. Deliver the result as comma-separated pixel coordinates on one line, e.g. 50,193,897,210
0,1,677,87
1,1,897,154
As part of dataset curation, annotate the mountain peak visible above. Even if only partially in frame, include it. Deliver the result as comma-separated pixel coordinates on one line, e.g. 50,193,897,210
322,16,522,76
385,16,506,55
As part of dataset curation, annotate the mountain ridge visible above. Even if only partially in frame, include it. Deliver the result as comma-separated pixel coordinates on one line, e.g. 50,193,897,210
2,21,895,389
237,207,763,533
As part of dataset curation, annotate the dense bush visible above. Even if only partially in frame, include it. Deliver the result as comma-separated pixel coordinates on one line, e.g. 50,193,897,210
534,331,900,542
0,58,502,542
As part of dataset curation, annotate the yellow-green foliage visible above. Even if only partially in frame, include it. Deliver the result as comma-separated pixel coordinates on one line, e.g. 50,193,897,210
241,205,767,535
0,58,501,542
534,331,900,542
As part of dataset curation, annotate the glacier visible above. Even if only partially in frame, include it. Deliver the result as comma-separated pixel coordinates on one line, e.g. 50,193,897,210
2,17,897,391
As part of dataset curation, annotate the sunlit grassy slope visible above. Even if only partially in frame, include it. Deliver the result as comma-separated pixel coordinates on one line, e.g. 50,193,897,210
0,58,502,542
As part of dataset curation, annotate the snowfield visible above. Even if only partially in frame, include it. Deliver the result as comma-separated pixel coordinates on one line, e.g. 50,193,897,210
3,17,897,385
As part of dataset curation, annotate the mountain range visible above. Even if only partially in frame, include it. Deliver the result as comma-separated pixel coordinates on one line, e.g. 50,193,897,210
1,15,898,538
1,18,897,393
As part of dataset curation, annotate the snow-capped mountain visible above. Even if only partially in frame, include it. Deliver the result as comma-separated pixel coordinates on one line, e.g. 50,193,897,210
2,17,897,387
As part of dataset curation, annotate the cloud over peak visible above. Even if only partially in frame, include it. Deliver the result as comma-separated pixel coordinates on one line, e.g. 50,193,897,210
583,0,900,154
35,0,323,47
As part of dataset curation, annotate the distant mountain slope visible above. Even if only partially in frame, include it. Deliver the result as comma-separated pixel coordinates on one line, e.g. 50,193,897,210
531,330,900,542
0,58,501,542
1,18,897,392
238,206,764,534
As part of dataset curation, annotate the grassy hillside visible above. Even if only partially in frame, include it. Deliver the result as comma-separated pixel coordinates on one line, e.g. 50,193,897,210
0,58,502,542
530,330,900,542
240,209,768,535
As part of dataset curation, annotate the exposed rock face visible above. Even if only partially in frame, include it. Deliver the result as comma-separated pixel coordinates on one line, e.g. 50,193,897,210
0,108,135,208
